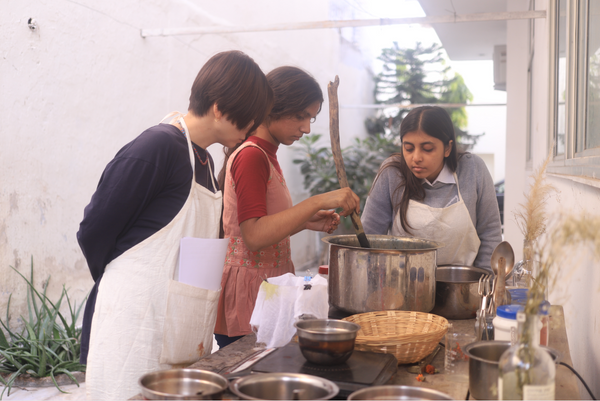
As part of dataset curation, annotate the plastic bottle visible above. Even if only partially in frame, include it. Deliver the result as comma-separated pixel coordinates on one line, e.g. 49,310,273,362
318,265,329,281
493,305,521,345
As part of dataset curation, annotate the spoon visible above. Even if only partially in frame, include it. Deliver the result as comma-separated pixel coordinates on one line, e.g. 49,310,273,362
491,241,515,279
493,256,507,310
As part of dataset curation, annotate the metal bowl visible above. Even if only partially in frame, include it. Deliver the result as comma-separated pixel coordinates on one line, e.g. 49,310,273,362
139,368,228,400
430,265,490,319
229,372,339,400
464,341,561,400
294,319,361,365
348,385,453,400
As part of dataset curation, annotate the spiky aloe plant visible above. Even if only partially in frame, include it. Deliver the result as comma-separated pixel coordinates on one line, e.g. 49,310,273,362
0,257,86,398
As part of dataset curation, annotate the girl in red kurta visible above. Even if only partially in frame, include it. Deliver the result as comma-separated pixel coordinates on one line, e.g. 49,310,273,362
214,67,360,347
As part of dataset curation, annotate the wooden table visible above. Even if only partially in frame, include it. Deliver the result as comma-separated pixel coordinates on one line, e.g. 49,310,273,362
131,305,580,400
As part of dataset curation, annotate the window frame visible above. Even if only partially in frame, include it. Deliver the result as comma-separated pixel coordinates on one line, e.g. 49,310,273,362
547,0,600,180
526,0,536,166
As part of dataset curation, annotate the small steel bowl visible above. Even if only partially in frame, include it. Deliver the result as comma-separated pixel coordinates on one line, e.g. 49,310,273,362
139,368,228,400
348,385,453,400
294,319,361,365
229,372,339,400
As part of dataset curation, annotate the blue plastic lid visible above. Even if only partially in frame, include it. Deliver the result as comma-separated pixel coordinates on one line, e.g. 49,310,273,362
497,302,551,319
497,304,523,320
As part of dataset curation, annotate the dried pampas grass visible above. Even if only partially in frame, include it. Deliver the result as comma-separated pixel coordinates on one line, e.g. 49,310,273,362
514,150,556,243
526,213,600,316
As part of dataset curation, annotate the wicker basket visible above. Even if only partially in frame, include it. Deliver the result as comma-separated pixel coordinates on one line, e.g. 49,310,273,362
342,310,448,365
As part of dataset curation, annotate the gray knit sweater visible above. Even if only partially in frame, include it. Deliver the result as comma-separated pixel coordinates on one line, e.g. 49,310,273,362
362,153,502,270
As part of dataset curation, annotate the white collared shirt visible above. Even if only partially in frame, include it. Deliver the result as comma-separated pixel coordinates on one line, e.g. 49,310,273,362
423,163,456,186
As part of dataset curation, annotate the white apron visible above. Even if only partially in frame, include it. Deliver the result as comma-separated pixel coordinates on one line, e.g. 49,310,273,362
86,113,222,400
391,173,480,266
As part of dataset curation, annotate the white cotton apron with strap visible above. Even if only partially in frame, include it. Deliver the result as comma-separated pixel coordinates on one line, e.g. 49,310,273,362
391,173,480,266
86,113,223,400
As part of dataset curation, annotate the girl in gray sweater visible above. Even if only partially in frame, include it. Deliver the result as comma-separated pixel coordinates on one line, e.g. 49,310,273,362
362,106,502,270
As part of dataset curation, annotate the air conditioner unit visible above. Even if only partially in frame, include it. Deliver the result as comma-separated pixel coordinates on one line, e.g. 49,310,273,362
493,45,507,91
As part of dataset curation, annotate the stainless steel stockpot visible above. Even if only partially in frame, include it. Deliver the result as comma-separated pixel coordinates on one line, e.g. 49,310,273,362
430,265,490,320
322,235,444,314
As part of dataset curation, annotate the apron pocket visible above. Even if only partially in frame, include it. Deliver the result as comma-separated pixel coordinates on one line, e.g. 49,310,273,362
159,279,221,365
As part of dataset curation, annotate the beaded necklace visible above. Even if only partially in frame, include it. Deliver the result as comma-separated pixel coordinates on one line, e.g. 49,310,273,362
192,145,209,166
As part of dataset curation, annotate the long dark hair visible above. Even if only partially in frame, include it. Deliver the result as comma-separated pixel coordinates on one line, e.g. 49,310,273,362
378,106,460,234
217,66,323,190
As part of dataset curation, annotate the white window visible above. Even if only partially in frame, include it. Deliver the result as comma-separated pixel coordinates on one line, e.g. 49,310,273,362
548,0,600,180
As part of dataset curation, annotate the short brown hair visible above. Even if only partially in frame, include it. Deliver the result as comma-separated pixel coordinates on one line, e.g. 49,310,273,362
188,51,273,133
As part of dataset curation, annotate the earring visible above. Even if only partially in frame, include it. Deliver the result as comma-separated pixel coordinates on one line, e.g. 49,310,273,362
214,118,219,123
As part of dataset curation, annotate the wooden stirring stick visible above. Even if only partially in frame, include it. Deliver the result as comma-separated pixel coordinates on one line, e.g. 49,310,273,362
327,75,370,248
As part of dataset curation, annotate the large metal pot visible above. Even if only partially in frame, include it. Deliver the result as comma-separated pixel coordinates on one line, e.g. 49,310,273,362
322,235,444,314
430,265,490,320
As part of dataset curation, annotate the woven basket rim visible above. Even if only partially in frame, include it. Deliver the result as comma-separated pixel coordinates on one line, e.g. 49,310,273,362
342,311,449,339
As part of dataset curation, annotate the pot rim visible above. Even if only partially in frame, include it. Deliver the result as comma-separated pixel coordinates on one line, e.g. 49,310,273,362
294,319,361,335
348,385,453,400
139,368,228,400
435,265,491,284
229,372,339,400
464,340,561,364
322,234,444,252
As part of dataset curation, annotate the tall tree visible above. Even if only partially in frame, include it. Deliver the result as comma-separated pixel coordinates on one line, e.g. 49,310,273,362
365,42,482,151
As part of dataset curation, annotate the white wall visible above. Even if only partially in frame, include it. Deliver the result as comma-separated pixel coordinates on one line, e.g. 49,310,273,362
0,1,374,322
505,0,600,397
504,0,531,263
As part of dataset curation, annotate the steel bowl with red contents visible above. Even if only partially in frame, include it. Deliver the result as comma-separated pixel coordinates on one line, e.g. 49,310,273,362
294,319,361,365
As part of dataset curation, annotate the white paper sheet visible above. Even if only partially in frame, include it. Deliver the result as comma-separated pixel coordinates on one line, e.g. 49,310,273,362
177,237,228,291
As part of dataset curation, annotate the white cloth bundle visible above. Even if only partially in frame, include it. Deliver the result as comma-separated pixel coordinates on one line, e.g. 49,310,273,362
249,273,328,348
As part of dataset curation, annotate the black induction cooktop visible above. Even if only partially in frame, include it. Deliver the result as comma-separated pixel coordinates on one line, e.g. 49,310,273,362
250,342,398,399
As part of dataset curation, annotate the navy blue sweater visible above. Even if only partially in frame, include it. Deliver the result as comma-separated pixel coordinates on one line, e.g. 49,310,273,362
77,123,218,364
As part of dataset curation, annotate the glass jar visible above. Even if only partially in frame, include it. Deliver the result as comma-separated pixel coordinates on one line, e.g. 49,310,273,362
498,312,555,400
512,240,534,287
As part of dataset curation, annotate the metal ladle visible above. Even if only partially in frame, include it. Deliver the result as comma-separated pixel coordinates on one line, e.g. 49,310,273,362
491,241,515,279
489,241,515,313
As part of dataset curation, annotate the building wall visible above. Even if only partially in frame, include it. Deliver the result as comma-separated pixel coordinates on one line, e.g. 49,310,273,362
506,0,600,396
0,1,374,325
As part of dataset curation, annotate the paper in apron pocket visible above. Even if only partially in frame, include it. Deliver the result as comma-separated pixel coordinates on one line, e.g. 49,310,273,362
160,237,227,365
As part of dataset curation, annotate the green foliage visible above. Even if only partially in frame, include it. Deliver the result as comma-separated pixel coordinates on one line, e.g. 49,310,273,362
366,42,481,151
0,258,86,399
293,133,398,228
